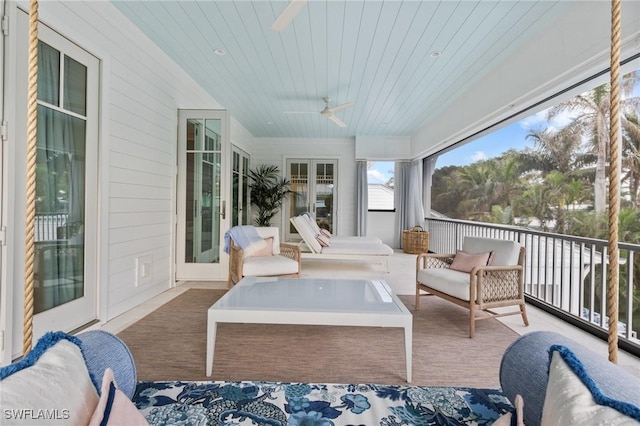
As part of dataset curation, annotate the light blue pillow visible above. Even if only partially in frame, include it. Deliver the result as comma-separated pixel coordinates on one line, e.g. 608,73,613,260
76,330,138,400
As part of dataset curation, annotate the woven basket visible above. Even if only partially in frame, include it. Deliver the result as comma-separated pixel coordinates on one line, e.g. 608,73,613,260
403,226,429,254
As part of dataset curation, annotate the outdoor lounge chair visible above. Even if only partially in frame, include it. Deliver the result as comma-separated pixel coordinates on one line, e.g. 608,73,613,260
415,236,529,337
299,213,383,244
290,215,393,271
227,226,301,287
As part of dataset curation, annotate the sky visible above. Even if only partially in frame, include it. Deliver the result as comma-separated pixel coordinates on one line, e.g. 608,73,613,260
435,107,579,168
367,107,574,184
367,69,639,181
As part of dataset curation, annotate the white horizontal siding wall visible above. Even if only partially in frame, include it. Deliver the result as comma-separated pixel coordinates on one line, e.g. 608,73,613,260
21,1,252,322
251,138,357,236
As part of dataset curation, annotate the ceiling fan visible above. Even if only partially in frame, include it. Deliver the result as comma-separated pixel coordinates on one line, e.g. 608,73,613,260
270,0,307,32
284,97,355,128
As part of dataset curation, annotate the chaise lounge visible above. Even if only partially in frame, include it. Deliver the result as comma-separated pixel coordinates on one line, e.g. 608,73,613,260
290,214,394,271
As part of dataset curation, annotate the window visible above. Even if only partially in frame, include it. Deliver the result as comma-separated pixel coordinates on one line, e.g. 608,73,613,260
368,161,394,210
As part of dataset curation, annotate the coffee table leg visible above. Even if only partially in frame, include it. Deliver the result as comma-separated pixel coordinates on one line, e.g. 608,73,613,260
405,323,412,383
206,319,217,377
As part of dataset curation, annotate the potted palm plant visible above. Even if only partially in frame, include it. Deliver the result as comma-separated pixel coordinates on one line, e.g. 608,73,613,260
248,165,292,226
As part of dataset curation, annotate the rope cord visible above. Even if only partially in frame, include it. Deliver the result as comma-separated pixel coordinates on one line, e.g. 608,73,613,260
607,0,621,364
23,0,38,354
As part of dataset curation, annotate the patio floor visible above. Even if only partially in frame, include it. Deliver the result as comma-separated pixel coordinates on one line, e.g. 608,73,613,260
98,249,640,379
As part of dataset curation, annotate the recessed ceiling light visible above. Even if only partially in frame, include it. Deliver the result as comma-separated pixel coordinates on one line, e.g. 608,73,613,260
267,121,273,125
430,51,442,58
214,48,226,56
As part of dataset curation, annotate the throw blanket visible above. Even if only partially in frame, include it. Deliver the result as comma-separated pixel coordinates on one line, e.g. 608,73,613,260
223,225,267,256
134,380,512,425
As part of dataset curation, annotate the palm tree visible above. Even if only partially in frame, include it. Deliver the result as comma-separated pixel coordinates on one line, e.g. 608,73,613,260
622,113,640,207
547,71,640,216
248,165,292,227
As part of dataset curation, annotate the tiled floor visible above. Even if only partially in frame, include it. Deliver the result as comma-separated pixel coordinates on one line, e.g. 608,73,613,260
99,250,640,377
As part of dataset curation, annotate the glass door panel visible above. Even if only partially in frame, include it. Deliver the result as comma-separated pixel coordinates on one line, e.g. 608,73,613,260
315,162,334,233
34,106,86,314
287,161,310,238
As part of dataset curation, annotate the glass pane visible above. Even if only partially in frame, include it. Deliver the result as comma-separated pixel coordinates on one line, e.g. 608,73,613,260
64,55,87,115
289,162,309,234
242,156,250,225
232,152,239,226
186,119,199,151
316,163,334,233
232,170,240,227
34,106,86,313
185,116,222,262
37,41,60,106
205,119,221,151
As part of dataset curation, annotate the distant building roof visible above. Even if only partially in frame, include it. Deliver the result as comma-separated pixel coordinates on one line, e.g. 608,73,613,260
368,184,394,210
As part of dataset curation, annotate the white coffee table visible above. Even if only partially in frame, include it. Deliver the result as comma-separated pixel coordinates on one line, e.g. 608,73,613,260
206,276,413,382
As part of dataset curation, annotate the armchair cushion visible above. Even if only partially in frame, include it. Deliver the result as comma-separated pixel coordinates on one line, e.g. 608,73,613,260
242,253,300,277
462,237,521,266
449,250,491,273
417,267,473,301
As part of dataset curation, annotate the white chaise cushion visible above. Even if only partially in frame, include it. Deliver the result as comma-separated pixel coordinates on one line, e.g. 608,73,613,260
417,268,472,301
300,214,382,244
242,255,299,277
292,216,323,253
462,237,521,266
321,241,394,256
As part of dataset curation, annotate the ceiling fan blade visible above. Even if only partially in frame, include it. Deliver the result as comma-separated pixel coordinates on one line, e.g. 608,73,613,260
270,0,307,32
329,101,355,113
328,115,346,128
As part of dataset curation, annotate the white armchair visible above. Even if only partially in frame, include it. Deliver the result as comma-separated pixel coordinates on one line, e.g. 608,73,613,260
415,236,529,337
227,227,301,288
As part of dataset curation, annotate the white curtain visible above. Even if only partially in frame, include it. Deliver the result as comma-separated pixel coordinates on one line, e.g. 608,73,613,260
394,159,425,248
356,161,368,236
423,156,438,219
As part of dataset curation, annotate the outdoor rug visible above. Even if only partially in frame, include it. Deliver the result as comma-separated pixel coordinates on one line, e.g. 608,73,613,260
133,380,512,425
118,289,519,389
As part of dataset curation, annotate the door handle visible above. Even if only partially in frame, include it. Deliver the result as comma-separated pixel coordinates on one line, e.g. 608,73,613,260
221,200,226,219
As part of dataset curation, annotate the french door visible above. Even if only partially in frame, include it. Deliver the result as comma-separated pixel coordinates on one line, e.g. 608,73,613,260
231,147,250,227
285,159,338,241
15,11,99,337
176,110,230,281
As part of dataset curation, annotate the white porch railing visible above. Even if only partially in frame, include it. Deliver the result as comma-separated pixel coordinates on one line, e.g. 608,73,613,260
425,217,640,356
